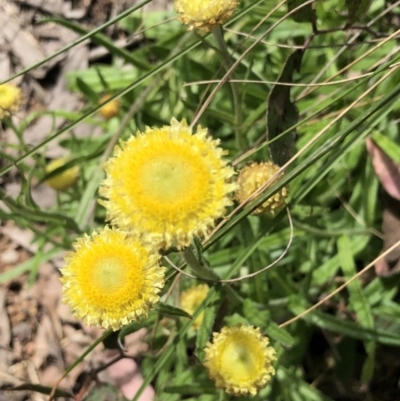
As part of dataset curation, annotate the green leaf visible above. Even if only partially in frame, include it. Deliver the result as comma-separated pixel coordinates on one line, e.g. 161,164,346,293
195,290,221,360
312,234,370,285
372,131,400,165
337,236,374,329
155,302,193,319
266,49,303,166
46,18,151,70
0,247,61,284
290,303,400,346
76,77,99,104
265,321,294,347
287,0,316,24
278,366,335,401
337,235,375,382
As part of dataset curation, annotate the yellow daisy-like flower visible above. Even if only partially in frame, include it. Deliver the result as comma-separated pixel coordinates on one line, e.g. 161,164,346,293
0,83,23,119
174,0,239,32
60,227,165,331
45,158,79,191
204,325,276,396
99,94,121,119
180,284,209,330
99,118,236,250
236,161,288,215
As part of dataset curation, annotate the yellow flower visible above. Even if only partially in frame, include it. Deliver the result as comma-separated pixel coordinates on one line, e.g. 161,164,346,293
235,161,288,215
60,227,165,331
180,284,209,330
45,158,79,191
174,0,239,32
0,83,23,119
204,325,276,396
99,94,120,119
99,118,236,250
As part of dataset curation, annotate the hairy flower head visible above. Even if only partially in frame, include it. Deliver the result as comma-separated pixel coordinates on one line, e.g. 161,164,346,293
99,118,236,250
174,0,239,32
61,227,165,331
235,161,288,215
99,94,121,119
180,284,209,330
45,158,79,191
0,83,23,119
204,325,276,396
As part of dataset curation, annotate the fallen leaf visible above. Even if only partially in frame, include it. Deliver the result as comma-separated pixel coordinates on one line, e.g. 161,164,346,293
366,137,400,276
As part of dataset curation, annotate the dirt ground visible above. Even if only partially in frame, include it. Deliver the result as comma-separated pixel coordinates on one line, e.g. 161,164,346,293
0,1,170,400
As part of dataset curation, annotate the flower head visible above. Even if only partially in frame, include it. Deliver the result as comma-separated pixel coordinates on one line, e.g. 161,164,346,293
61,227,165,331
235,161,288,215
99,94,121,119
45,158,79,191
204,325,276,396
99,118,236,250
180,284,209,330
174,0,239,32
0,83,23,119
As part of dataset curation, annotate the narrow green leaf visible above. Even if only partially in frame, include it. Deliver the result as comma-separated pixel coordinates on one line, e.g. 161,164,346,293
291,304,400,346
265,321,294,347
337,235,375,382
278,366,335,401
76,77,99,104
195,290,221,360
372,131,400,165
0,247,61,284
337,236,374,329
155,302,193,319
46,18,151,70
312,235,370,285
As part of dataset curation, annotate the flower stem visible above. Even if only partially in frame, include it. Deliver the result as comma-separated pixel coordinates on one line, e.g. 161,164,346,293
212,25,248,152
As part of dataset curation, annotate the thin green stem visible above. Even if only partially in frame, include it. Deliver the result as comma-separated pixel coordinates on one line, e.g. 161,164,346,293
212,25,248,152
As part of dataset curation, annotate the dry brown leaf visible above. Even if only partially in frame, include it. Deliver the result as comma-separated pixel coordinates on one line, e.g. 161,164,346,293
366,137,400,276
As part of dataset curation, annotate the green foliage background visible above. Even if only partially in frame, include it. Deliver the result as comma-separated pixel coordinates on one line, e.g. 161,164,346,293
1,0,400,400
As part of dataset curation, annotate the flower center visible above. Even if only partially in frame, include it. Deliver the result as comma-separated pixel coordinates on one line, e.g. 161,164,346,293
141,157,193,202
75,242,146,310
220,338,260,380
93,257,126,291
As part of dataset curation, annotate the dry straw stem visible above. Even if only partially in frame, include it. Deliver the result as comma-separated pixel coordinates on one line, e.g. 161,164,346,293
332,186,384,240
225,28,400,50
163,206,293,283
297,0,400,101
80,77,161,229
190,0,316,128
279,238,400,328
206,64,400,242
184,73,377,88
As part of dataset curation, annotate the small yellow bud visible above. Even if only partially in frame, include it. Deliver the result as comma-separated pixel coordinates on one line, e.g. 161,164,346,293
174,0,239,32
45,158,79,191
98,94,120,119
0,83,23,119
235,161,288,215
